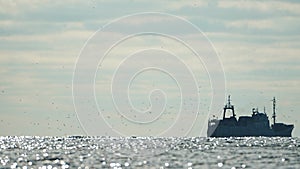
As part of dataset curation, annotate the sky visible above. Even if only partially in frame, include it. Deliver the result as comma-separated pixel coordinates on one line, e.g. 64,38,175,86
0,0,300,137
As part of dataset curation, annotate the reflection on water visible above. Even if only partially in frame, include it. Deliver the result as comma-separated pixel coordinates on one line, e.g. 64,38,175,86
0,136,299,168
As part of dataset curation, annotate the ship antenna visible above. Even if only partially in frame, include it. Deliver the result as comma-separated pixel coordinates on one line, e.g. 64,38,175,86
264,106,266,114
272,97,276,125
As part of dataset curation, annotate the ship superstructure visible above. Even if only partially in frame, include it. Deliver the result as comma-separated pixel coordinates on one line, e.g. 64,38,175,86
207,96,294,137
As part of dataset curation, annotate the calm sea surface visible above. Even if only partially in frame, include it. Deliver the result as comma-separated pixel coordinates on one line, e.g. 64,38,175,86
0,136,299,168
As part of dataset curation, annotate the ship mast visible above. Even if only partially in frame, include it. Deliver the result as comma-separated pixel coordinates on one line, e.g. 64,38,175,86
272,97,276,125
223,95,236,119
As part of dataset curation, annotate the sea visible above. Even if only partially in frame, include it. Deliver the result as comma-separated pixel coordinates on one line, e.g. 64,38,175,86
0,136,299,169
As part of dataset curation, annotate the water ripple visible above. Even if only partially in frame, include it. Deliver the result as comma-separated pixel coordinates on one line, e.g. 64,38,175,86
0,136,299,168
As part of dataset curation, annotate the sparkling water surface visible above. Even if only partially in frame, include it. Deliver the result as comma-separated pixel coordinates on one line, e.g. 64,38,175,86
0,136,299,168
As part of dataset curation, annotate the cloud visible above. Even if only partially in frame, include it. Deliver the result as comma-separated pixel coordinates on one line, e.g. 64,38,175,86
223,16,300,34
1,29,92,44
215,40,300,72
218,0,300,15
0,0,300,136
225,19,275,30
0,0,49,15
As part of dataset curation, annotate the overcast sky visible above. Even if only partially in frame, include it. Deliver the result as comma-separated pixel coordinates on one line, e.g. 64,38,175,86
0,0,299,137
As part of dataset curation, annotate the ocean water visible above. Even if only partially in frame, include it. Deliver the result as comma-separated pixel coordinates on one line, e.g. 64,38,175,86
0,136,299,169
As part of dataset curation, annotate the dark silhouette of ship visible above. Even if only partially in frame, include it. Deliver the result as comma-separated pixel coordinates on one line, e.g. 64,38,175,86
207,96,294,137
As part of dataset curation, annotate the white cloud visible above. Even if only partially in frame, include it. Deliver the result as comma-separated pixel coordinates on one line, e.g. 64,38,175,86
128,0,209,10
116,14,179,26
218,0,300,15
225,19,275,30
0,29,93,43
211,38,300,74
224,16,300,32
161,0,209,10
0,0,44,15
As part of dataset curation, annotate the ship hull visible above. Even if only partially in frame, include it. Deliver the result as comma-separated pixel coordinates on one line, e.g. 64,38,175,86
208,122,294,137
